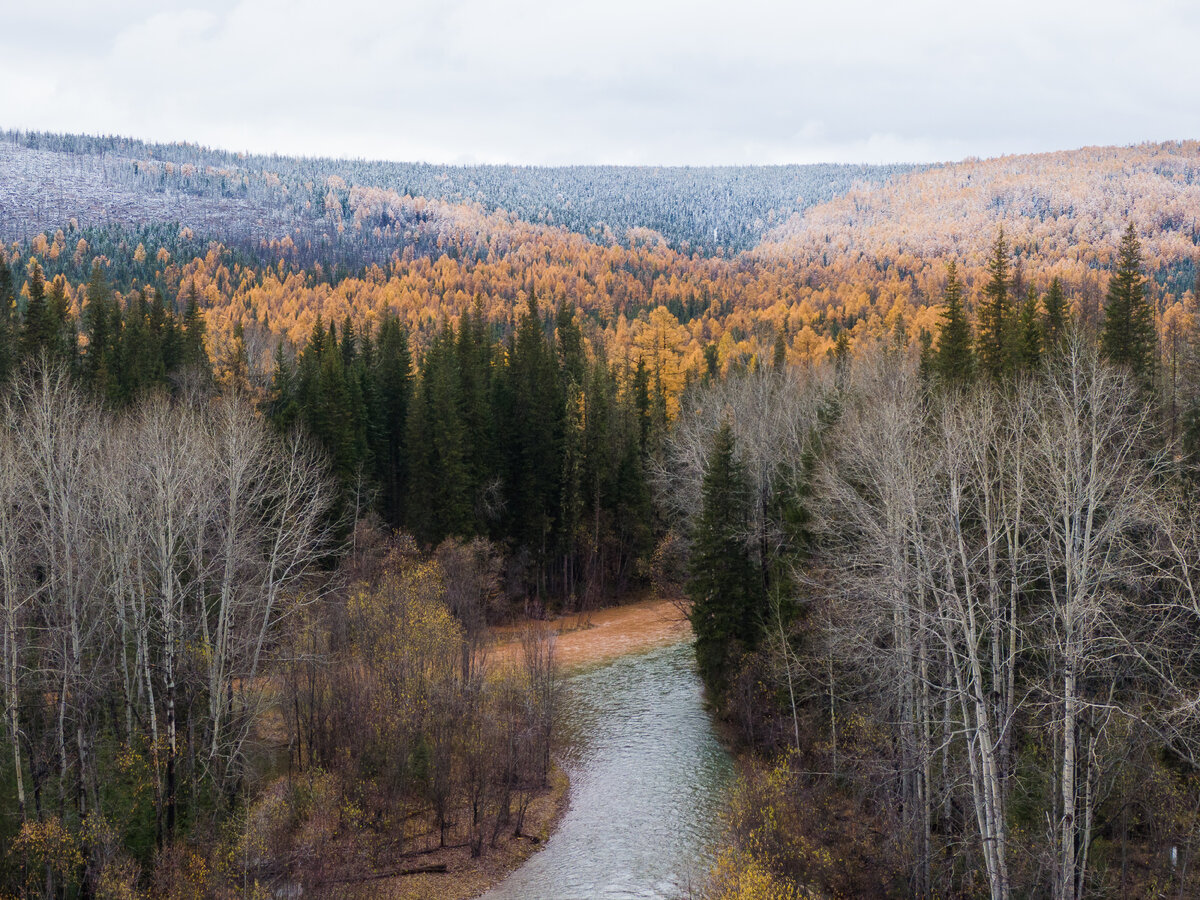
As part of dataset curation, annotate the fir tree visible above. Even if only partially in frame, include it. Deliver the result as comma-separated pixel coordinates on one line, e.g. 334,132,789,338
977,229,1013,380
832,330,850,376
917,328,934,383
340,314,356,370
934,261,974,384
222,320,250,393
1042,277,1068,349
0,256,15,384
688,421,763,697
1101,223,1156,385
456,302,496,530
632,357,651,455
268,343,299,432
1017,287,1042,371
499,293,564,589
373,315,413,528
179,281,210,375
21,258,53,359
702,343,720,384
407,325,471,541
556,301,585,388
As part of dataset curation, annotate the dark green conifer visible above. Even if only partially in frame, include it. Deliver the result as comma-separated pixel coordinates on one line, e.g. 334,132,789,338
702,343,720,384
934,261,974,384
832,330,850,376
1042,277,1068,349
21,259,53,359
499,293,564,587
407,325,471,541
977,229,1013,380
1017,287,1042,370
688,421,763,697
1101,223,1156,385
632,357,651,455
373,315,413,528
179,281,210,375
268,343,299,432
0,257,13,383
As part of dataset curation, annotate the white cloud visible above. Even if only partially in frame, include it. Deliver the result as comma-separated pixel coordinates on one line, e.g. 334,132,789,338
0,0,1196,165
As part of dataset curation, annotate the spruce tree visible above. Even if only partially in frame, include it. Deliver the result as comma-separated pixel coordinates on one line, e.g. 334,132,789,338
1017,287,1042,371
0,257,15,384
21,259,52,359
702,343,720,384
934,261,974,384
632,357,651,455
407,326,471,542
268,343,299,432
917,328,934,383
499,293,564,589
340,314,356,370
455,301,495,530
832,330,850,376
688,421,762,697
555,301,585,387
373,315,413,528
43,275,77,367
1101,223,1156,385
772,332,787,370
977,229,1013,380
1042,277,1068,349
179,281,210,376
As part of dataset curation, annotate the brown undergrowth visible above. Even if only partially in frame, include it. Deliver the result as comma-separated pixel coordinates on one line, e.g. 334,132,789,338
293,762,570,900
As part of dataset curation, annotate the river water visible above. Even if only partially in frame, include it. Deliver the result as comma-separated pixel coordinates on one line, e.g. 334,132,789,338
481,639,734,900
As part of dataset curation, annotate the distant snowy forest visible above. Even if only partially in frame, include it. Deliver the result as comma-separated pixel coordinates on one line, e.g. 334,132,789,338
0,130,918,259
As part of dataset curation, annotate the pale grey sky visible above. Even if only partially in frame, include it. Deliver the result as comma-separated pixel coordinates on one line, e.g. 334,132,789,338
3,0,1198,165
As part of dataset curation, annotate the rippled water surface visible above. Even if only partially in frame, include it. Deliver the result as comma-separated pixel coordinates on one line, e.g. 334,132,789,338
482,639,733,900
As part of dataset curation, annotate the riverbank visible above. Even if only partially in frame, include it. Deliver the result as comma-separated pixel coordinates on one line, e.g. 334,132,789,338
323,761,570,900
491,592,692,671
380,594,695,900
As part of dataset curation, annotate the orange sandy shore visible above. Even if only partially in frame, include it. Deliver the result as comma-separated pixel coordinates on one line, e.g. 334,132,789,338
491,593,692,671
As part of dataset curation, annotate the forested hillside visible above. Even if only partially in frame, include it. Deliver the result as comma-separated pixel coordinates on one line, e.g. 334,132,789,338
6,136,1199,415
760,140,1200,303
0,131,916,256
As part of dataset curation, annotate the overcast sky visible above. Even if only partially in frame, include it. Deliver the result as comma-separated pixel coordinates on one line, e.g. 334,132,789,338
3,0,1198,166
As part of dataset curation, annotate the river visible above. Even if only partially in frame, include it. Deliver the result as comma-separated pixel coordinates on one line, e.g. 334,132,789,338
481,639,734,900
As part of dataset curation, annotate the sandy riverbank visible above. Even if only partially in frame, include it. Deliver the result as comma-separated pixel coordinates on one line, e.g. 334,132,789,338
491,593,692,671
